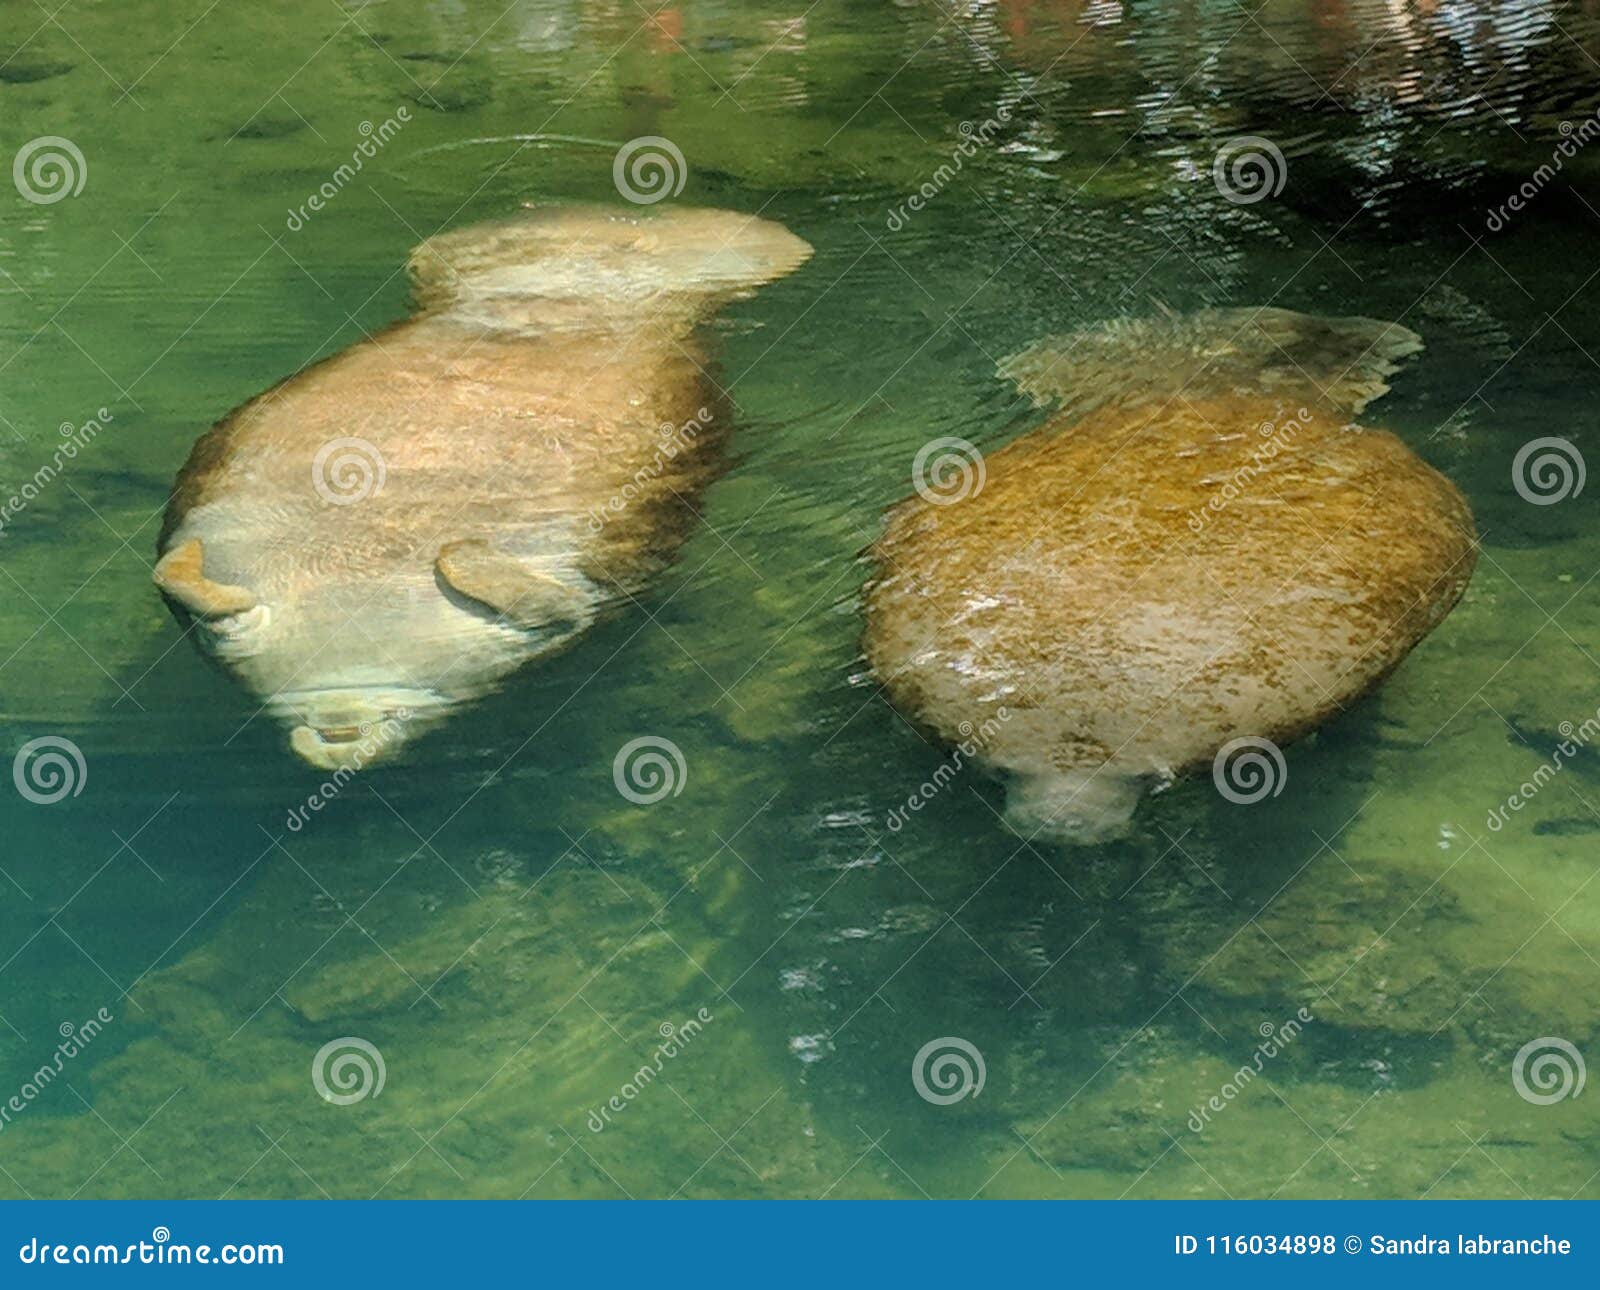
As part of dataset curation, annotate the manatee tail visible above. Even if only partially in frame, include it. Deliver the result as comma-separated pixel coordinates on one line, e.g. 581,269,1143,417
409,204,812,330
998,306,1423,421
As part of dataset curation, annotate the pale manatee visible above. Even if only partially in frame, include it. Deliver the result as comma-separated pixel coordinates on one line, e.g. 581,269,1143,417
155,205,812,769
863,308,1477,843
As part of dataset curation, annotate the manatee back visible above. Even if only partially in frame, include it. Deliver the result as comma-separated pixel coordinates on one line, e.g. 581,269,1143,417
865,395,1476,784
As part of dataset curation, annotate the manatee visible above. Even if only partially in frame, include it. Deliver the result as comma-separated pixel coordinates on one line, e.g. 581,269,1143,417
155,204,811,768
863,307,1477,843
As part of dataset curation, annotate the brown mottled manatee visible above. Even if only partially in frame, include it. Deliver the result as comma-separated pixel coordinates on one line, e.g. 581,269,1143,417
155,205,811,769
864,308,1476,843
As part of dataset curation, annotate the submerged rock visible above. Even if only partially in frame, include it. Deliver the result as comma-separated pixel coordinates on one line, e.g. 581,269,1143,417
864,308,1476,843
0,57,74,84
230,111,308,140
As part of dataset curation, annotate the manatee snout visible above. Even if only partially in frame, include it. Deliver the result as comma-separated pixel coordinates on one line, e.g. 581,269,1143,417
280,687,442,772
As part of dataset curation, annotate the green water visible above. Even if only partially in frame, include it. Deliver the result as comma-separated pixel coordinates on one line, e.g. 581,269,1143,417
2,0,1598,1199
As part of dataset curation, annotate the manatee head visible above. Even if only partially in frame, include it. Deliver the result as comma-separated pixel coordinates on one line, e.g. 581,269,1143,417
153,534,571,770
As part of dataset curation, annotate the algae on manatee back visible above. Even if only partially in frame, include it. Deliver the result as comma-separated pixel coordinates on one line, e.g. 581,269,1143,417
865,308,1476,844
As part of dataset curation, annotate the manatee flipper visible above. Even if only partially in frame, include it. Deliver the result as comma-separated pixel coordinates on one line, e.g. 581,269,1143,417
153,539,257,618
998,307,1424,420
1002,768,1144,844
436,540,592,632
